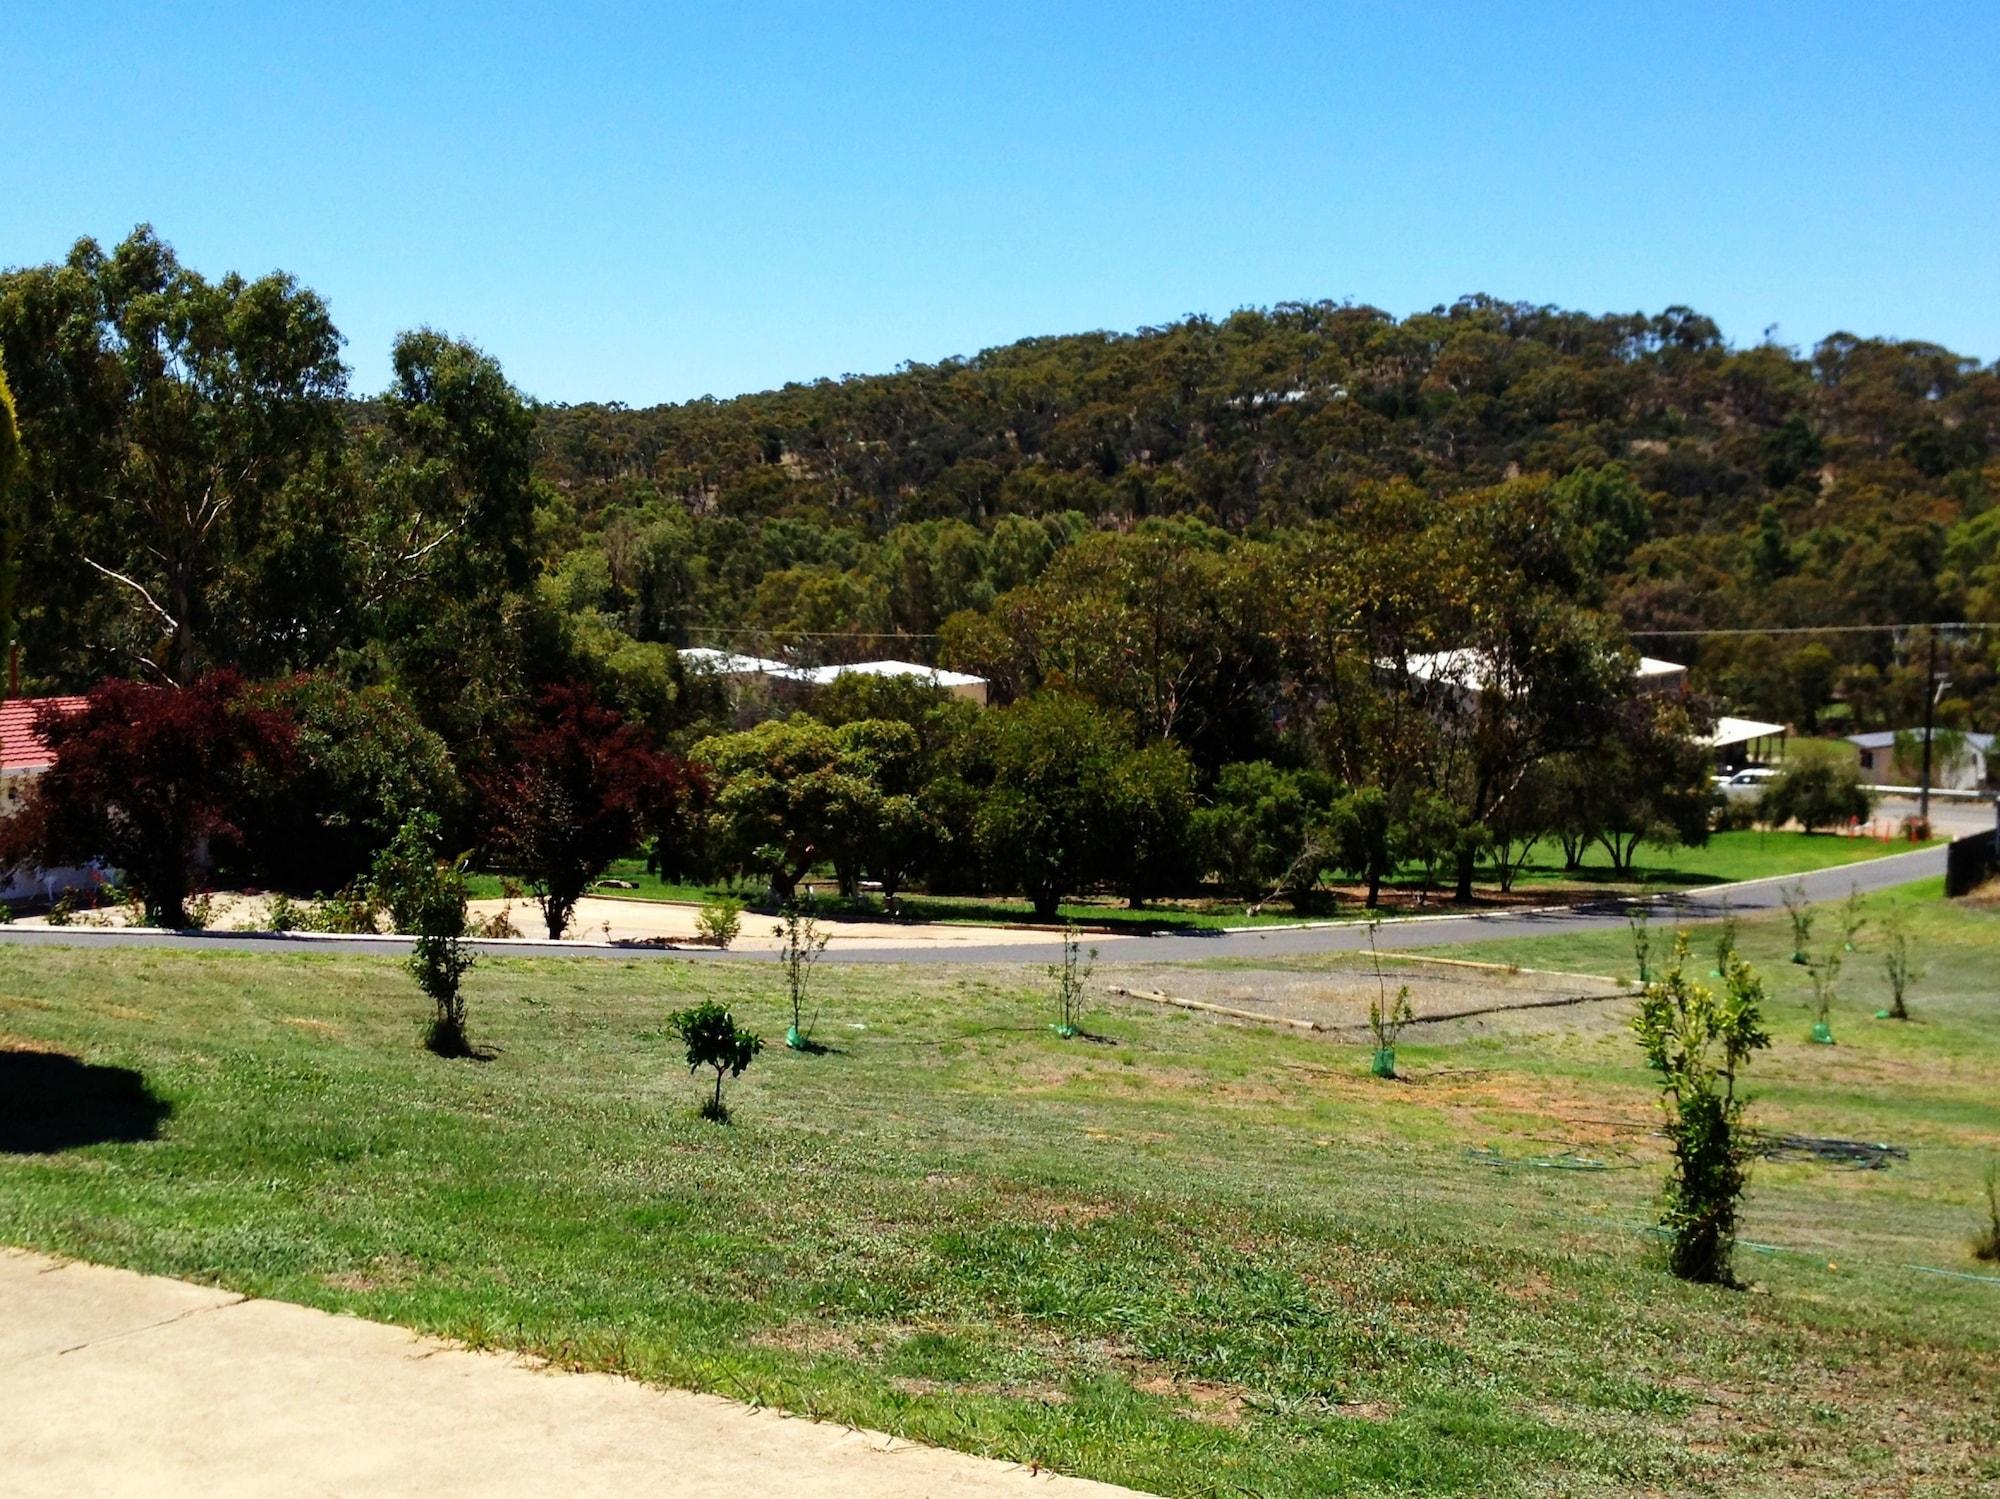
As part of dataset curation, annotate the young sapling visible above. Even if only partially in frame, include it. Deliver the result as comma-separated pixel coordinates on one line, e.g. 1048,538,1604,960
775,900,830,1049
1048,920,1096,1038
1879,908,1922,1021
668,1001,763,1123
1633,937,1772,1285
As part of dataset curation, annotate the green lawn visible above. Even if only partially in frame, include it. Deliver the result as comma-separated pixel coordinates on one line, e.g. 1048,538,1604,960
2,886,1994,1495
1489,827,1939,890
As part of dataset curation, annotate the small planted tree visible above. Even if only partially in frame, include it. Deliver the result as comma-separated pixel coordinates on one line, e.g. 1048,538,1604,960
1712,898,1739,978
775,901,831,1049
372,813,476,1057
1838,881,1868,954
668,1001,762,1123
1048,920,1096,1039
1806,939,1842,1045
1628,901,1653,984
1781,880,1813,965
1633,938,1771,1285
1364,917,1414,1077
1880,908,1922,1021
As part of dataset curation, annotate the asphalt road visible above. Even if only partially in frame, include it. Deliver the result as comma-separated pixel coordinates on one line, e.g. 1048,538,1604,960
0,843,1951,968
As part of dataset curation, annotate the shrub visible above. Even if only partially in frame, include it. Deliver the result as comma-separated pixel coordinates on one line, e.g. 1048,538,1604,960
668,1001,763,1123
482,682,692,939
1048,920,1096,1039
1976,1161,2000,1263
266,892,302,932
775,901,830,1049
372,814,476,1056
21,672,293,927
473,906,521,939
695,896,743,949
1634,938,1772,1285
302,884,382,934
1712,797,1760,832
1757,760,1873,834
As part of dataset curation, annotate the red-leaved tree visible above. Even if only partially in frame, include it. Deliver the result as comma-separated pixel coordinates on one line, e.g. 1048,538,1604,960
17,673,293,926
482,683,693,939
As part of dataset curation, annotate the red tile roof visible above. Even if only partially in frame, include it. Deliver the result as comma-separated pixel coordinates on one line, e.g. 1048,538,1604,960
0,696,87,773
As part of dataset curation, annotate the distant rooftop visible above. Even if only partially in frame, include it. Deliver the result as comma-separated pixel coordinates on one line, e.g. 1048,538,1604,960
678,649,987,693
0,696,87,773
1400,650,1685,693
1707,715,1787,750
796,659,988,690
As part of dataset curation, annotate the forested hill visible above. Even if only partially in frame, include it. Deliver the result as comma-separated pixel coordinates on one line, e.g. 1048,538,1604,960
532,296,2000,644
5,231,1997,743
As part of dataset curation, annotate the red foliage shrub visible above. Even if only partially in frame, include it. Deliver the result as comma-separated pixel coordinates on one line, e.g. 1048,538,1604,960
23,672,293,926
481,682,696,939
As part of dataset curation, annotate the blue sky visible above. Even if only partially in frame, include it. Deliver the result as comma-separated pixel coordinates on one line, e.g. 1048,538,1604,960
7,3,1997,405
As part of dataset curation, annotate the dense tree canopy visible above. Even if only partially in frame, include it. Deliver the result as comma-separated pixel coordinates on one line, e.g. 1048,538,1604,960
3,227,1995,920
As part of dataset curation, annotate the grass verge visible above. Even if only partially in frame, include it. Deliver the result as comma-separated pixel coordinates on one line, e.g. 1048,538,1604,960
2,888,1993,1495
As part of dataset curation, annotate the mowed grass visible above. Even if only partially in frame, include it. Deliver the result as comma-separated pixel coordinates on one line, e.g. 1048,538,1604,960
1,892,1995,1496
1492,827,1941,889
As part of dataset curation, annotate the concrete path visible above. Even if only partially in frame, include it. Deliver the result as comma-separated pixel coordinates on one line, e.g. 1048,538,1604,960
0,1249,1145,1498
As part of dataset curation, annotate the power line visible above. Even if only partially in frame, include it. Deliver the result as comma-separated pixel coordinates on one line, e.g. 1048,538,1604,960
1627,621,1999,638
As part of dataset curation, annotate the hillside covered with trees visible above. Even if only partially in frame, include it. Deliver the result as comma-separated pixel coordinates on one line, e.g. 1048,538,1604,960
1,227,1994,922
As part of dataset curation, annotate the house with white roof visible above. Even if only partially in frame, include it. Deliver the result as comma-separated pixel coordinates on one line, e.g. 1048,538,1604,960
679,649,989,706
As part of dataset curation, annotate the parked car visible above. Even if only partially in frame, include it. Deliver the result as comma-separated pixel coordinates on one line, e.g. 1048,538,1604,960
1712,766,1780,804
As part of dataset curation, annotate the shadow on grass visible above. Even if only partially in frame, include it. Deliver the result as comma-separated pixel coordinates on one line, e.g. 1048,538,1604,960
0,1050,173,1153
785,1036,844,1057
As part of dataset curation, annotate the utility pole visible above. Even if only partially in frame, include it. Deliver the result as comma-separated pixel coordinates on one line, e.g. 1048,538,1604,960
1918,627,1937,823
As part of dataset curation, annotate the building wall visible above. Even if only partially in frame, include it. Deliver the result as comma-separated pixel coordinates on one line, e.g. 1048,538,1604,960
0,767,112,906
1851,743,1990,793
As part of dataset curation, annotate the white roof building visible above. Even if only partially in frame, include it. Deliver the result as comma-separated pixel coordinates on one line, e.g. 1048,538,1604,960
1398,650,1687,695
679,649,989,705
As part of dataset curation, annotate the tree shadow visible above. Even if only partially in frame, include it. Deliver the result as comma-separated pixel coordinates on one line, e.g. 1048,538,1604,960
0,1050,173,1153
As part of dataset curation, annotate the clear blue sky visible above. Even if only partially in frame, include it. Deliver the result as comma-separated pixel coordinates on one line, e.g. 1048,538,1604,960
7,2,1997,405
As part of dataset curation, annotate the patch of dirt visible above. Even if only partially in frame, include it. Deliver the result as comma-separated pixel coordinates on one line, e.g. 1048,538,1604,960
1127,1372,1251,1426
319,1255,421,1294
0,1032,67,1053
751,1321,892,1359
888,1376,1072,1405
282,1017,342,1038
